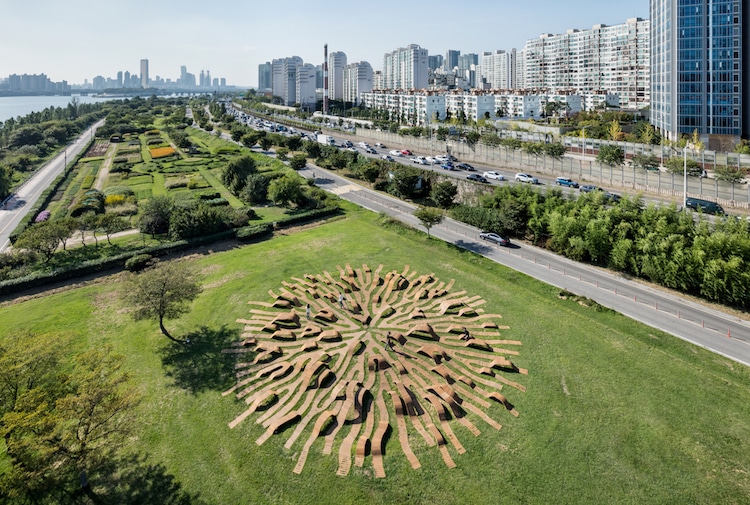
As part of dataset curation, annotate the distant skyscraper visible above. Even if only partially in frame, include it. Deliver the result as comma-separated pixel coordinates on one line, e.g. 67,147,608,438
140,59,149,88
444,50,460,72
124,71,131,88
116,71,123,88
258,62,272,91
650,0,748,145
343,61,373,105
328,51,347,101
428,55,444,72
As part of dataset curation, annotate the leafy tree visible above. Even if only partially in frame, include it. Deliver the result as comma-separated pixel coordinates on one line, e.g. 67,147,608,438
414,206,444,237
714,165,745,183
607,120,623,141
268,175,304,207
14,220,68,261
275,147,289,160
390,165,427,199
139,195,173,236
98,213,129,245
464,131,480,145
304,141,322,158
290,153,307,170
239,174,270,205
543,143,566,158
664,156,701,176
596,145,625,166
285,136,303,151
0,165,12,201
259,136,273,151
632,153,661,170
0,336,139,502
122,261,202,343
222,155,257,194
430,181,458,209
79,211,101,247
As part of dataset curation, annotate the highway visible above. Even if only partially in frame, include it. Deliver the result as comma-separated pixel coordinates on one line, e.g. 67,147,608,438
303,164,750,367
0,119,104,252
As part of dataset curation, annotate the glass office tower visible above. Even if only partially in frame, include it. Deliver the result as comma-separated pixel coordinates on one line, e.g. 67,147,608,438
651,0,748,146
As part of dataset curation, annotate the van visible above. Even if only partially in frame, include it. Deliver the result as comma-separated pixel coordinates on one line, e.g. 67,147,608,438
685,197,724,215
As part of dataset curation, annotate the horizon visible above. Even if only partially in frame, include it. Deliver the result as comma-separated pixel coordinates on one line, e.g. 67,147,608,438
0,0,649,88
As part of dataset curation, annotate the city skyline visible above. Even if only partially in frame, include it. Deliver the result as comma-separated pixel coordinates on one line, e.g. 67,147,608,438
0,0,648,88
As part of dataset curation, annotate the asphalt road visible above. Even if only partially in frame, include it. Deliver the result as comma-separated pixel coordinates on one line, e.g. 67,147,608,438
305,165,750,367
0,120,105,252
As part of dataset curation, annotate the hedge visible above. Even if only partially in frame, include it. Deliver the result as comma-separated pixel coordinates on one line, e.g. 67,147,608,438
272,206,342,229
235,223,273,242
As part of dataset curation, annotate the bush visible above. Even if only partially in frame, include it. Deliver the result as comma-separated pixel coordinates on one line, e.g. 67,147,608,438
124,254,154,272
107,203,138,216
197,191,221,200
165,178,189,189
236,223,273,242
113,156,129,164
81,175,95,190
104,194,126,207
204,198,229,207
104,186,135,197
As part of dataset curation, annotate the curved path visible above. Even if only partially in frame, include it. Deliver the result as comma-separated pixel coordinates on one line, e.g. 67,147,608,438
303,165,750,367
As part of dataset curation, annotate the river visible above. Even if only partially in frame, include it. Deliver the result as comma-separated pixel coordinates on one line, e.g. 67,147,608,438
0,95,117,123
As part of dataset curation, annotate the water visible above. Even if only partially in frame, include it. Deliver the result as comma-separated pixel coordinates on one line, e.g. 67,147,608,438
0,95,116,123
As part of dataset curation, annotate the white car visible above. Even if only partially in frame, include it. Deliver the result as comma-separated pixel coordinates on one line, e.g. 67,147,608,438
435,155,449,163
425,156,438,164
411,157,428,165
381,155,395,162
515,173,539,184
483,171,506,180
375,142,386,148
389,150,404,157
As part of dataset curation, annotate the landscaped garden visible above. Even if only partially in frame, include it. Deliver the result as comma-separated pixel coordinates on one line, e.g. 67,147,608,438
2,204,750,504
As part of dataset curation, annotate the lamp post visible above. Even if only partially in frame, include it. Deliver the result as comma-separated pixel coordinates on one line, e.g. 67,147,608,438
580,125,591,159
683,145,688,211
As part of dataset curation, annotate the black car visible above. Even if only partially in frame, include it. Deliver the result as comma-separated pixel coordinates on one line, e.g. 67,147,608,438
467,174,489,183
685,197,724,215
457,163,475,171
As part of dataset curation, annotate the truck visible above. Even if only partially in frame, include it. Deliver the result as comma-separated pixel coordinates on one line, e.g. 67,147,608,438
317,134,336,146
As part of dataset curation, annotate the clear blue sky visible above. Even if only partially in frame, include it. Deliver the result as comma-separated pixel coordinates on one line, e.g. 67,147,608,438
0,0,649,88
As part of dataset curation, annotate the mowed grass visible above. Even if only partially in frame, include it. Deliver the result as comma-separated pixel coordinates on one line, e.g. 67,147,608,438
2,202,750,504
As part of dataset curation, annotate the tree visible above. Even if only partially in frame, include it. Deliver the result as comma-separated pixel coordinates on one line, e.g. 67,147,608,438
240,173,270,205
464,131,480,145
122,261,202,343
0,336,139,501
268,175,304,207
14,220,68,261
285,136,303,151
714,165,745,184
222,155,257,194
664,156,701,176
79,211,101,247
0,165,12,201
289,153,307,170
414,206,444,237
607,120,623,141
430,181,458,209
259,136,273,152
98,213,128,245
596,145,625,166
139,195,173,236
632,153,661,171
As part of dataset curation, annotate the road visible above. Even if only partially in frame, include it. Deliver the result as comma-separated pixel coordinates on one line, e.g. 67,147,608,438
303,164,750,367
0,120,105,252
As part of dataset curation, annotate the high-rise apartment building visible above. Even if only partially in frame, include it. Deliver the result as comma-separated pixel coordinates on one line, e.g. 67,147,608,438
258,62,272,92
140,59,149,88
480,50,516,89
521,18,649,109
328,51,347,101
343,61,373,105
428,55,444,72
296,63,317,110
650,0,748,146
382,44,429,90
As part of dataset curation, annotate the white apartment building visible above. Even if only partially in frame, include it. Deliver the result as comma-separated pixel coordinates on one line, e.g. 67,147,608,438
343,61,373,106
445,92,496,123
296,63,317,110
480,49,516,89
328,51,347,101
382,44,429,90
521,18,649,108
282,57,303,106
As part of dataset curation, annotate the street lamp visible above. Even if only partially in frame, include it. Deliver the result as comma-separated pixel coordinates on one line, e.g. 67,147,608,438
683,145,688,211
580,125,591,159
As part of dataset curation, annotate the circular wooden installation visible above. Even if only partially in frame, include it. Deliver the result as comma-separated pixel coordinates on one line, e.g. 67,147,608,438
223,264,526,477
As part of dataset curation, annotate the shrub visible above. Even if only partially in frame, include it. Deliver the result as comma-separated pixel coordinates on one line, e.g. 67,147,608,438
107,203,138,216
104,186,135,197
104,194,126,207
34,210,51,223
236,223,273,242
113,156,129,164
81,175,95,190
150,147,176,158
124,254,154,272
204,198,229,207
165,178,189,189
197,191,221,200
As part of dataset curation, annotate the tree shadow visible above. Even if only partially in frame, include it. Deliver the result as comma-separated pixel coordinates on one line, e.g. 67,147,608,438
79,453,206,505
159,325,239,394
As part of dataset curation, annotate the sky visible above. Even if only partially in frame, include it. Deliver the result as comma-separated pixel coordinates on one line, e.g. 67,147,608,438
0,0,649,88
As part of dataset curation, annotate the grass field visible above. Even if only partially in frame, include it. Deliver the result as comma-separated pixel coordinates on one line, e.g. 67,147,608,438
2,203,750,504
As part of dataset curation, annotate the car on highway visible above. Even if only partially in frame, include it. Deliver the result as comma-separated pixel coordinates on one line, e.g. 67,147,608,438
605,192,621,202
389,150,404,157
364,147,377,154
441,162,456,170
515,173,539,184
685,197,724,215
375,142,386,148
401,149,413,156
425,156,439,164
381,155,395,162
580,184,601,193
479,231,511,246
412,157,429,165
555,177,579,188
457,163,475,171
483,171,505,180
467,174,489,183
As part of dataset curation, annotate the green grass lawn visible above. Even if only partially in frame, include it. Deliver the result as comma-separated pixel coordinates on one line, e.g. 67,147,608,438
3,204,750,504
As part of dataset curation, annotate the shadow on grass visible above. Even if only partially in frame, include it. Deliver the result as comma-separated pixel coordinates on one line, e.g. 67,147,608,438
80,454,206,505
159,325,239,394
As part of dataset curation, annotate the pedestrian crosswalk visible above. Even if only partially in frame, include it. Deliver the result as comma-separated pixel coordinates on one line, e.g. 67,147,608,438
329,184,360,195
